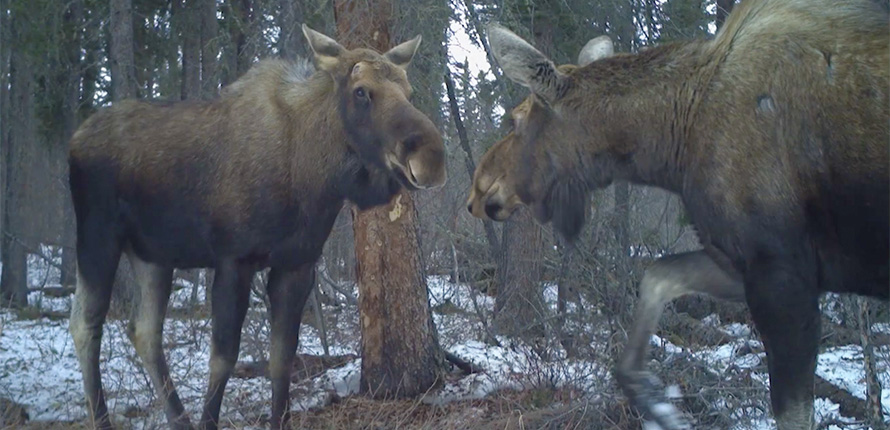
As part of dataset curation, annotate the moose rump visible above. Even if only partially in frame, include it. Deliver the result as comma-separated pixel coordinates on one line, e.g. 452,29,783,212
68,25,445,430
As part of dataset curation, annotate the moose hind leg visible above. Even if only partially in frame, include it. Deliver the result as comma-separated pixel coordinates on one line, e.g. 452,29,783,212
617,251,745,430
267,265,316,430
70,233,122,429
125,252,190,429
199,260,252,430
745,254,819,430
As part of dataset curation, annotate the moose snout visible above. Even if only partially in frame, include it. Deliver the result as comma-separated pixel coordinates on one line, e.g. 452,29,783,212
398,117,447,189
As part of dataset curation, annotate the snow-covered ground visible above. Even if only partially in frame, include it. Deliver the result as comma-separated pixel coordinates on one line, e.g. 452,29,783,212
1,256,888,428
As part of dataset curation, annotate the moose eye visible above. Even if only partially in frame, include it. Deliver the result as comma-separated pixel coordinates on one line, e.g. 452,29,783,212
354,87,367,99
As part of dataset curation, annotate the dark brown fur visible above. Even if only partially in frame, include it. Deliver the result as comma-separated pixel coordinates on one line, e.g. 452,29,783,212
68,27,445,430
484,0,888,428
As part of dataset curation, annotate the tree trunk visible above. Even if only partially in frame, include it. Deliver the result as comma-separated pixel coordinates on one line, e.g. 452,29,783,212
858,298,884,427
492,208,546,338
59,0,84,288
232,0,257,77
490,8,553,340
110,0,136,101
276,0,305,60
0,0,9,295
334,0,443,398
1,15,34,308
201,0,220,98
109,0,138,313
175,0,201,100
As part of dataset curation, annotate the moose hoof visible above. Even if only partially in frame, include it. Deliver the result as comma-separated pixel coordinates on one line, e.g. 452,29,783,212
618,371,691,430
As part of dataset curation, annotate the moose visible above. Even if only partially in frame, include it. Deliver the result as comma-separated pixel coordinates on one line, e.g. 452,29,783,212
68,25,445,430
470,0,889,428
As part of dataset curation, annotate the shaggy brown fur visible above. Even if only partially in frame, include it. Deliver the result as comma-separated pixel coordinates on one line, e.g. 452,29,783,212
68,26,445,430
482,0,888,429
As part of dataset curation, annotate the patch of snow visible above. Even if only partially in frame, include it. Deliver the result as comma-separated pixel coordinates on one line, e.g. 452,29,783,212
817,345,890,420
423,339,605,405
872,323,890,335
722,322,752,338
27,290,71,313
665,384,683,399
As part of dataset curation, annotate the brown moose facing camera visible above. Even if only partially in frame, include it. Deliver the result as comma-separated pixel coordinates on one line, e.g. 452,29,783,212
67,25,445,430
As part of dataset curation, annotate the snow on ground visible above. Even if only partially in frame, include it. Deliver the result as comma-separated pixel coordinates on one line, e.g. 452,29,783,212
1,265,888,428
651,326,890,429
427,338,605,405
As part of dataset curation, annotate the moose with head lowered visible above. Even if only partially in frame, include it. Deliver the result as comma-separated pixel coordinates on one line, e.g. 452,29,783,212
471,0,889,428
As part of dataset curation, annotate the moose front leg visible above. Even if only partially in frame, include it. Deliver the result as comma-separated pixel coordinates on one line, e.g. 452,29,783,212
266,264,316,429
616,250,745,430
745,254,820,430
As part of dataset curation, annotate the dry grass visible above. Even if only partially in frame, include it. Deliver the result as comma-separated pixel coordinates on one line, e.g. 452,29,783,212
288,387,640,430
6,389,643,430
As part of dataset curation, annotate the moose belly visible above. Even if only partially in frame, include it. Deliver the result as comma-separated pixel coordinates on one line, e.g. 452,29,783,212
120,196,217,268
119,193,340,270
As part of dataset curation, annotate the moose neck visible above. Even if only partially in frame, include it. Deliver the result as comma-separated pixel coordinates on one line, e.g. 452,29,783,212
576,40,715,195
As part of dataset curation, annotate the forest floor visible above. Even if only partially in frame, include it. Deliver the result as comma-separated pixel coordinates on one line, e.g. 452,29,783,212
1,251,888,430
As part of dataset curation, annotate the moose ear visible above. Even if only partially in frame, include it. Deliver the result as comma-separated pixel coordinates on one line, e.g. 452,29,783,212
577,35,614,66
486,23,568,104
384,35,422,69
302,24,345,72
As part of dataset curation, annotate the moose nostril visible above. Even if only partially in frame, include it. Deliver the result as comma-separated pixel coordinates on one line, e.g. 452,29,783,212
484,202,502,218
467,203,473,214
402,135,421,153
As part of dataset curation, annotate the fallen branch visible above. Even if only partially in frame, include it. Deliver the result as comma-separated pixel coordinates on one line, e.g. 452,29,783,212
445,351,483,374
815,373,873,423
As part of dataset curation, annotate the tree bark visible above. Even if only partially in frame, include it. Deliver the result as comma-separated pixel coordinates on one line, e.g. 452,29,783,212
59,0,84,288
489,9,552,339
276,0,305,60
200,0,220,98
1,12,34,308
175,0,201,100
109,0,138,312
493,207,545,338
110,0,136,101
858,298,885,427
231,0,257,77
334,0,443,398
0,0,9,296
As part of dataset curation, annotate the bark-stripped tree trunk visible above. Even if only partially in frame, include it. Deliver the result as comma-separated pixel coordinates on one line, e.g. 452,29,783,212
334,0,443,398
